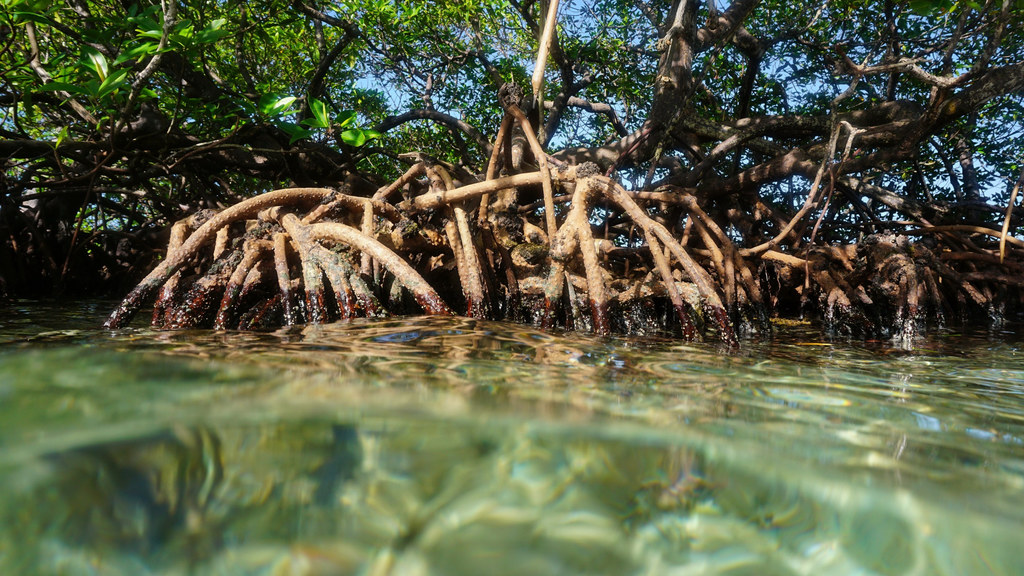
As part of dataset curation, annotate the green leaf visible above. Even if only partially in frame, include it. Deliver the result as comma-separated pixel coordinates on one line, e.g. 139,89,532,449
340,128,378,147
55,126,69,148
402,3,423,20
82,27,118,45
34,82,88,95
195,19,230,44
12,11,55,25
907,0,953,15
5,0,50,9
306,97,330,128
115,42,162,65
170,21,196,44
81,47,109,81
236,99,258,116
96,69,129,99
135,21,164,40
278,122,312,144
258,94,298,117
336,110,357,128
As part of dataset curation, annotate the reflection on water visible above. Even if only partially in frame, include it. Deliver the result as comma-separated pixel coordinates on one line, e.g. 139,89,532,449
0,301,1023,574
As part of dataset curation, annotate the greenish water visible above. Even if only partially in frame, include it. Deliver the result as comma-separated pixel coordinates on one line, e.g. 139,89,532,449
1,301,1023,575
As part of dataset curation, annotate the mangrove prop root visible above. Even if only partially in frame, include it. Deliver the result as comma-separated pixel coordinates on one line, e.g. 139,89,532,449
106,107,1024,345
273,231,297,326
152,215,191,326
214,240,271,330
105,188,334,328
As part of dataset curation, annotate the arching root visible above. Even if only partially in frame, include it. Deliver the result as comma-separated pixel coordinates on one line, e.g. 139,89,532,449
104,158,747,343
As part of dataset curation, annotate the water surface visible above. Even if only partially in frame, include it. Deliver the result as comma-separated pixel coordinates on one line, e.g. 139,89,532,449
0,300,1022,575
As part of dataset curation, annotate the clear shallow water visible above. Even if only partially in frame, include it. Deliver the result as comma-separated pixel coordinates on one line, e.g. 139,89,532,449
0,301,1022,575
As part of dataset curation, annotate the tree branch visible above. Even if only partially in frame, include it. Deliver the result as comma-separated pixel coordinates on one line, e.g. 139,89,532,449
23,22,97,125
547,96,629,137
306,28,356,99
374,109,493,159
694,0,761,51
114,0,177,138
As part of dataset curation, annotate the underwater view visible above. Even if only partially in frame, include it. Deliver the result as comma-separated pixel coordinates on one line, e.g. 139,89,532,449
1,300,1023,575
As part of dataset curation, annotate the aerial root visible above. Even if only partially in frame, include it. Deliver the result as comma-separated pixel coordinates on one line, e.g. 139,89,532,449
754,230,1022,341
214,239,271,330
104,188,335,328
103,157,751,342
594,176,738,345
425,161,488,318
679,195,765,317
104,96,1021,344
102,165,1021,344
104,86,745,339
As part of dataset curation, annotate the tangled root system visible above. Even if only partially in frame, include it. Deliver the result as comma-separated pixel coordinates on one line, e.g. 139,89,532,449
105,98,1024,347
